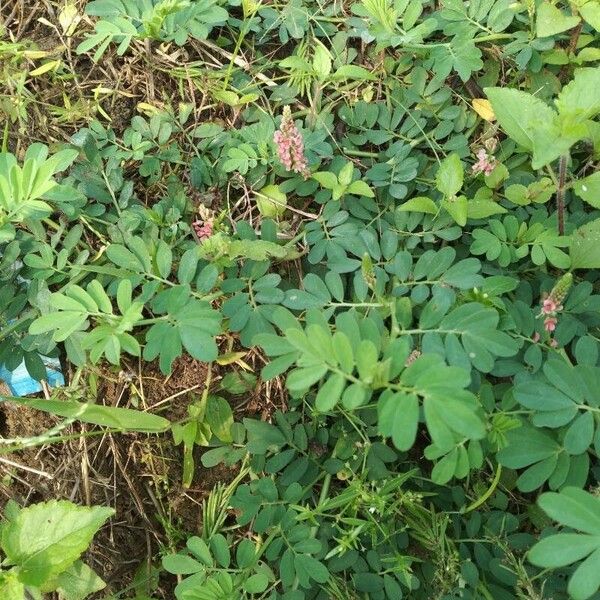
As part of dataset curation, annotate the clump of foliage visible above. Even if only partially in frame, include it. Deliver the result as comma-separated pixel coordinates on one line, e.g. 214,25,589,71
0,500,113,599
3,0,600,599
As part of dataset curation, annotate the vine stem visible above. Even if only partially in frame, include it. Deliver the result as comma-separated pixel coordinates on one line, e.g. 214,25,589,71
557,154,568,236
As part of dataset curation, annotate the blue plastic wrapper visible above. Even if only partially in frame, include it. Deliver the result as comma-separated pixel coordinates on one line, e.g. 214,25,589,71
0,356,64,397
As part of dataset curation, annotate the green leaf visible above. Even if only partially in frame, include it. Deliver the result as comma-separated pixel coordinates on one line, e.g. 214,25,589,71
205,396,233,442
0,570,24,599
312,41,331,80
573,171,600,208
378,392,419,451
54,560,107,600
106,244,143,271
162,554,203,575
255,184,287,218
442,195,468,226
315,372,346,412
536,2,580,37
467,199,507,219
529,533,600,568
332,65,377,80
571,219,600,269
155,240,173,278
346,180,374,198
485,87,556,152
293,554,329,586
431,448,458,484
580,1,600,30
556,67,600,120
187,537,213,566
564,411,594,455
568,547,600,600
435,153,463,197
287,366,328,393
210,534,230,568
244,573,269,594
538,488,600,535
497,426,559,469
398,196,438,214
6,398,170,433
0,500,114,586
312,171,338,189
529,488,600,600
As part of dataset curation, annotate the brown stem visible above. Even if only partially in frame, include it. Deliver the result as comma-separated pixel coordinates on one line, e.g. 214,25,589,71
568,21,583,54
557,155,568,236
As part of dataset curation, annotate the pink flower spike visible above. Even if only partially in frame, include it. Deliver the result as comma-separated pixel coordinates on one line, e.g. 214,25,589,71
273,106,310,179
472,148,496,176
550,338,558,348
532,332,540,343
192,219,214,243
544,316,558,333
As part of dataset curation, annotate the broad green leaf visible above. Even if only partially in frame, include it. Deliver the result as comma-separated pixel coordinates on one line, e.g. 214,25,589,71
155,239,173,279
467,199,507,218
0,500,114,586
205,396,233,442
0,571,24,600
255,184,287,218
435,153,463,197
580,1,600,30
442,195,468,226
556,67,600,120
570,219,600,269
536,2,580,37
564,411,594,455
398,196,438,214
313,41,332,80
53,560,107,600
573,171,600,208
485,87,556,152
312,171,338,189
338,162,354,187
346,180,375,198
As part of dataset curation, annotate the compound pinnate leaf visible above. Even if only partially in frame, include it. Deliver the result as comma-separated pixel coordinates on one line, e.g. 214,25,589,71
530,489,600,600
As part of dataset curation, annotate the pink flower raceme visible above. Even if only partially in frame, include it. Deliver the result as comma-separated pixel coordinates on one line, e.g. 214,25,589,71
472,148,496,176
273,106,310,179
537,273,573,346
192,219,213,242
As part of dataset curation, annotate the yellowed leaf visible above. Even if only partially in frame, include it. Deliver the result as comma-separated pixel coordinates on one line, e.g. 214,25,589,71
136,102,163,116
472,98,496,122
59,4,81,36
29,60,60,76
22,50,50,59
217,351,248,366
